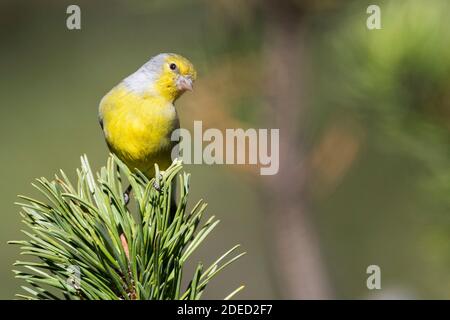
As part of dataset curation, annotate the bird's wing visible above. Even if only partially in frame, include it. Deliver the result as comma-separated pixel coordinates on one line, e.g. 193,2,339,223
98,93,110,130
98,112,104,130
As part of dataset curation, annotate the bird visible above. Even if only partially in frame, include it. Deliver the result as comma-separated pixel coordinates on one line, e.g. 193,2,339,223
98,52,196,186
98,53,196,259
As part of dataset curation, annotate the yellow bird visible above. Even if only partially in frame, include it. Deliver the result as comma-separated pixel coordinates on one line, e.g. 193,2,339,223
98,53,196,182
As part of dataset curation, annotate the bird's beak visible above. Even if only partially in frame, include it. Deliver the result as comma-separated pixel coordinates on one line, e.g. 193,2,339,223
176,75,193,92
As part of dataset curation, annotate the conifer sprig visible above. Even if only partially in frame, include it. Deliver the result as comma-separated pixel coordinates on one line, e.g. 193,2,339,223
9,155,245,300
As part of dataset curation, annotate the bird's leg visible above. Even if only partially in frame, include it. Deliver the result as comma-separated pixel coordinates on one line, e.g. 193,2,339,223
123,184,132,205
152,171,164,192
121,185,132,261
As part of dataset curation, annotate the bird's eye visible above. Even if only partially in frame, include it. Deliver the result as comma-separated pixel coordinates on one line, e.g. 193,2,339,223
169,63,177,70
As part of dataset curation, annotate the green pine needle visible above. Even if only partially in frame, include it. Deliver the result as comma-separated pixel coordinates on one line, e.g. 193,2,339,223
9,154,245,300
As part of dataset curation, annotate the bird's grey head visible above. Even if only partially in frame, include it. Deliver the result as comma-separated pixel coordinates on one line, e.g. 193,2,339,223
123,53,169,95
122,53,196,100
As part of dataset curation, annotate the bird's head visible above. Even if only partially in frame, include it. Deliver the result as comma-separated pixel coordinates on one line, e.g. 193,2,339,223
124,53,197,102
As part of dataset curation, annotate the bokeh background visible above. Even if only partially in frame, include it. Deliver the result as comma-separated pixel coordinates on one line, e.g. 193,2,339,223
1,0,449,299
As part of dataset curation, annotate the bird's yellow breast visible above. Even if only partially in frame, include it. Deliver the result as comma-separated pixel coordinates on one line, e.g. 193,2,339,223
99,84,178,176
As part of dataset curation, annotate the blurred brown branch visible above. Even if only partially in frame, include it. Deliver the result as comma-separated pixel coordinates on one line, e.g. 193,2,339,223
261,0,333,299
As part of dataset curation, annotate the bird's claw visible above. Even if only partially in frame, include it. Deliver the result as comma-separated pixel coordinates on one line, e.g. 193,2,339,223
123,185,132,206
153,172,164,191
123,192,130,205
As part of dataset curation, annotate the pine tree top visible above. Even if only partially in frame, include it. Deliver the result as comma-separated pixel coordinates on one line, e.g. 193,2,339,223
9,155,245,300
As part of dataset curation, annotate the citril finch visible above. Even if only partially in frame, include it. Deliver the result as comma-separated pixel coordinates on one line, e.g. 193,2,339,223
99,53,196,180
98,53,196,256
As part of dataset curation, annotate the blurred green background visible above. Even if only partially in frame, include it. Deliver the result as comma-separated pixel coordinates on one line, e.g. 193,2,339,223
0,0,449,299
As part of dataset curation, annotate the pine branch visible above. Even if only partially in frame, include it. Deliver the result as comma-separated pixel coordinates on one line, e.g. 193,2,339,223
9,154,245,300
